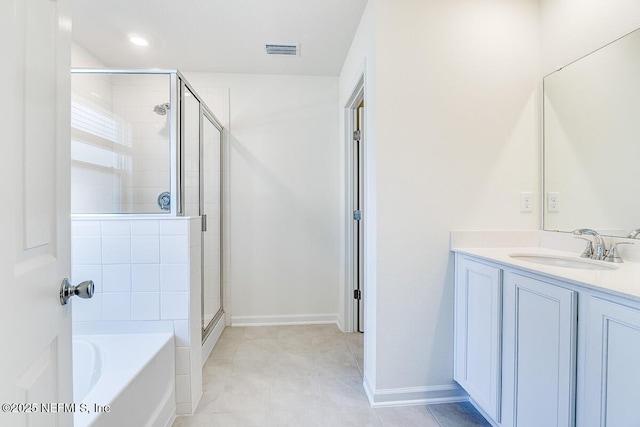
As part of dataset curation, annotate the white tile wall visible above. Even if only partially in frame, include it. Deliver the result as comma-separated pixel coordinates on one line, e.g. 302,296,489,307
71,294,102,321
131,235,160,263
102,264,132,293
102,236,131,264
72,264,103,293
176,374,191,404
102,221,130,235
132,264,160,292
173,320,190,347
72,221,101,236
175,347,191,375
102,293,131,320
131,292,160,320
160,264,190,292
176,403,192,415
71,216,203,415
72,236,102,264
161,219,189,235
132,220,160,235
188,217,204,413
160,236,190,263
161,292,189,320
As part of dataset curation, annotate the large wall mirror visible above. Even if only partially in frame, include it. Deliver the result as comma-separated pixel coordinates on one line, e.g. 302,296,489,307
544,27,640,238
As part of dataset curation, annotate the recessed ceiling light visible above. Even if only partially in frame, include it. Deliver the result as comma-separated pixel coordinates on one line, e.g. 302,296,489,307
129,35,149,47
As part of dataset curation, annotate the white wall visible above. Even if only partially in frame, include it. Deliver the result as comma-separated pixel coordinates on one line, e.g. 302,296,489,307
183,72,341,325
540,0,640,75
340,0,541,400
72,42,104,68
338,0,379,389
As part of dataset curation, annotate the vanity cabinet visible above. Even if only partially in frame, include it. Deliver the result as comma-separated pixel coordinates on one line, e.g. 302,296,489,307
501,272,577,427
454,256,502,422
455,252,640,427
578,296,640,426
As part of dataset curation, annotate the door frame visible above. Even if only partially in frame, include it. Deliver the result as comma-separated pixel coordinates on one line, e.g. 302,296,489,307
344,73,365,333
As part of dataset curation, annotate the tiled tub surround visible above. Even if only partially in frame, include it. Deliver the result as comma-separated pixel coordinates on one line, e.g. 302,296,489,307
71,216,208,414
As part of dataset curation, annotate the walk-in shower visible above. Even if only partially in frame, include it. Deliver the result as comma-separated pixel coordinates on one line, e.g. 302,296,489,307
71,68,224,341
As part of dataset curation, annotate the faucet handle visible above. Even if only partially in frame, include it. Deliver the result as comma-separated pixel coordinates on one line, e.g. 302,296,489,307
627,229,640,239
574,237,594,259
604,241,634,263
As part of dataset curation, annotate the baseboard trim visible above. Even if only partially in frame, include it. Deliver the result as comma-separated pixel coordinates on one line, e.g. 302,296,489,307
363,375,375,405
230,313,338,327
366,382,468,407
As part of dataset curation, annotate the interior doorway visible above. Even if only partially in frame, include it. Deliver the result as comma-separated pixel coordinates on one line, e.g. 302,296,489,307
345,74,365,335
353,101,364,333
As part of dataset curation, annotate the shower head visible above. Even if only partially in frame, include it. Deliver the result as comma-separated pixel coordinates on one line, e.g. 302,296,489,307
153,103,170,115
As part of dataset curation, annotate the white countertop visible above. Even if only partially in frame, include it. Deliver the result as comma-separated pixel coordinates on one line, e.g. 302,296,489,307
452,245,640,303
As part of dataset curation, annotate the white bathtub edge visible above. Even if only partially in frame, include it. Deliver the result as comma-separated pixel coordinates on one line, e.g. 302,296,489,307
73,333,176,427
73,320,174,336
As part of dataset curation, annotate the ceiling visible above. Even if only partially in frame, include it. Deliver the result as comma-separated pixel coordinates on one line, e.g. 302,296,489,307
72,0,368,76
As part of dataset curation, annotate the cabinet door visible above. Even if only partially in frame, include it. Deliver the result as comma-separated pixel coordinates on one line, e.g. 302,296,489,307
578,296,640,427
454,256,502,422
502,272,577,427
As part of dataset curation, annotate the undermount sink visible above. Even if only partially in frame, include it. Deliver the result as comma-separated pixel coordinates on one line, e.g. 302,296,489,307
509,253,618,271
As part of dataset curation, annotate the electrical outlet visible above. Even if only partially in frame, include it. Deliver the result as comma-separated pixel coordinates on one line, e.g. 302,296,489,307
547,192,560,212
520,192,533,212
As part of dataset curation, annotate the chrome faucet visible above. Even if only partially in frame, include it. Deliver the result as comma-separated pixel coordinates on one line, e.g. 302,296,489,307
627,229,640,239
573,229,607,260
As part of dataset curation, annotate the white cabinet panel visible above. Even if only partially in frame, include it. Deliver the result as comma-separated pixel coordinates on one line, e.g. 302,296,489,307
502,272,577,427
579,296,640,427
454,255,502,422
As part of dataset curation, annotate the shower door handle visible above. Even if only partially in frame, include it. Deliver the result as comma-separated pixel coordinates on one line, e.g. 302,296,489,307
59,278,95,305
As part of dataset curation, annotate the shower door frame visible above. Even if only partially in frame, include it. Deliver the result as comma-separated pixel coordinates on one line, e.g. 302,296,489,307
178,76,225,343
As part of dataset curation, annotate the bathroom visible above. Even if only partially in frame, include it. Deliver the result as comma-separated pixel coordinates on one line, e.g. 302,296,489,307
2,0,640,426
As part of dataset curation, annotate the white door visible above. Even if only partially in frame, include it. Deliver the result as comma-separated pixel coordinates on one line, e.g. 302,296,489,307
0,0,73,426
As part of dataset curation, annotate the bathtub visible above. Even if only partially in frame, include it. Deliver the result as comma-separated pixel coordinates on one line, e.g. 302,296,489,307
73,331,176,427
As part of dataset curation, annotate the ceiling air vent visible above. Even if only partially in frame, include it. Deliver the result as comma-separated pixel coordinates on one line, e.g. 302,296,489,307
265,43,300,56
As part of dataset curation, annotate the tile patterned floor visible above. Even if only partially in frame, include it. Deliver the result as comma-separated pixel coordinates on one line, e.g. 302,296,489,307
173,325,490,427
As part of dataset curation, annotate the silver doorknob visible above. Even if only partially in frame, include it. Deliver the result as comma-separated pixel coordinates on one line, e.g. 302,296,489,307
60,278,95,306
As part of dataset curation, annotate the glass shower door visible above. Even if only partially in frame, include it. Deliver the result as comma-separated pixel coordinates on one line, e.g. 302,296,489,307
202,114,222,335
179,79,223,341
